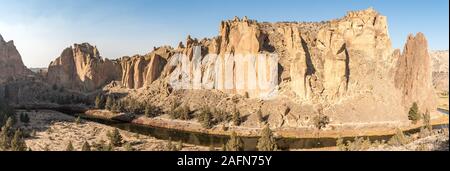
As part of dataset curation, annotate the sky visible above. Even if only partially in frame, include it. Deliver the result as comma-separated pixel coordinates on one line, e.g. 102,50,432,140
0,0,448,68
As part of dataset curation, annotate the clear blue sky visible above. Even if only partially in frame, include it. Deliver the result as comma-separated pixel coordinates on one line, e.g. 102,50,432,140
0,0,448,67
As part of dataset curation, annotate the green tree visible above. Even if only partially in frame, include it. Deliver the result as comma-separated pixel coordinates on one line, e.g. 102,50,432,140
81,141,91,151
225,131,244,151
20,113,30,124
408,102,421,124
256,124,278,151
11,129,27,151
66,141,75,151
107,129,123,147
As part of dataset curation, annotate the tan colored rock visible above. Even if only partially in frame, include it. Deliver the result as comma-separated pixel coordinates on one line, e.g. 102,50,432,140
394,33,437,113
0,34,33,83
430,50,449,92
46,43,121,92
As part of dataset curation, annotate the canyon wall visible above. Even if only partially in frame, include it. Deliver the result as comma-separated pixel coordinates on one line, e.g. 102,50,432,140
0,34,32,83
46,43,121,92
41,8,437,122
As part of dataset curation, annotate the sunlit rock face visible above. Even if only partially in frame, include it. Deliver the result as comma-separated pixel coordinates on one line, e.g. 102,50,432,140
46,43,121,92
394,33,437,113
0,34,32,83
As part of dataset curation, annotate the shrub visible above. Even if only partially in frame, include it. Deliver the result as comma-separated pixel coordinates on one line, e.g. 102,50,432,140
11,129,27,151
107,129,123,147
408,102,421,124
256,109,265,123
197,107,213,129
105,96,114,111
313,115,330,130
256,124,278,151
232,108,241,126
81,141,91,151
66,141,74,151
95,95,105,109
388,128,408,146
225,132,244,151
19,113,30,124
212,108,231,123
422,110,432,132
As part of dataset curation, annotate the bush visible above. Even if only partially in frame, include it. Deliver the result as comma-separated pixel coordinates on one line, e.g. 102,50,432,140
105,96,114,111
19,113,30,124
144,105,158,118
225,132,244,151
66,141,74,151
256,109,265,123
82,141,91,151
95,95,106,109
388,128,408,146
256,124,278,151
197,107,213,129
107,129,123,147
11,129,27,151
313,115,330,130
232,108,241,126
408,102,421,124
212,108,231,123
422,110,432,132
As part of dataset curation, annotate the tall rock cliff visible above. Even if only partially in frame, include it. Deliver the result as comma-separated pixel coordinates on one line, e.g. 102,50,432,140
394,33,437,113
0,34,32,83
46,43,121,92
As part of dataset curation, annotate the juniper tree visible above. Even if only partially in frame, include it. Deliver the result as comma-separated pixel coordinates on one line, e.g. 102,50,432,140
256,124,278,151
81,141,91,151
107,129,123,147
11,129,27,151
408,102,421,124
225,131,244,151
66,141,74,151
232,108,241,126
105,96,114,111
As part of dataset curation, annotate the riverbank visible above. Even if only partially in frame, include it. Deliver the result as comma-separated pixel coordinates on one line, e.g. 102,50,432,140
18,110,209,151
85,109,449,139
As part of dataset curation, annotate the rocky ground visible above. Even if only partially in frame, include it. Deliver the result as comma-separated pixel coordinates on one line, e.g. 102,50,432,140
18,110,209,151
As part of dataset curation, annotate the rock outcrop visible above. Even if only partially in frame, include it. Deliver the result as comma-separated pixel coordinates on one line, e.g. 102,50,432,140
0,34,32,83
125,8,435,123
46,43,121,92
395,33,437,113
119,47,171,89
430,50,449,93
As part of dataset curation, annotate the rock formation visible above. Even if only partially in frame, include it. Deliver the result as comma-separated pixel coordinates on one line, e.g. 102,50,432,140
46,43,121,92
119,46,171,89
40,8,438,125
0,34,32,83
393,33,437,113
430,50,449,93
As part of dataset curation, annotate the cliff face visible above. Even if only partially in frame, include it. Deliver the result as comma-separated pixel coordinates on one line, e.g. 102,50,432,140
41,8,437,123
119,47,170,89
394,33,437,113
46,43,121,92
0,34,32,83
430,50,449,93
